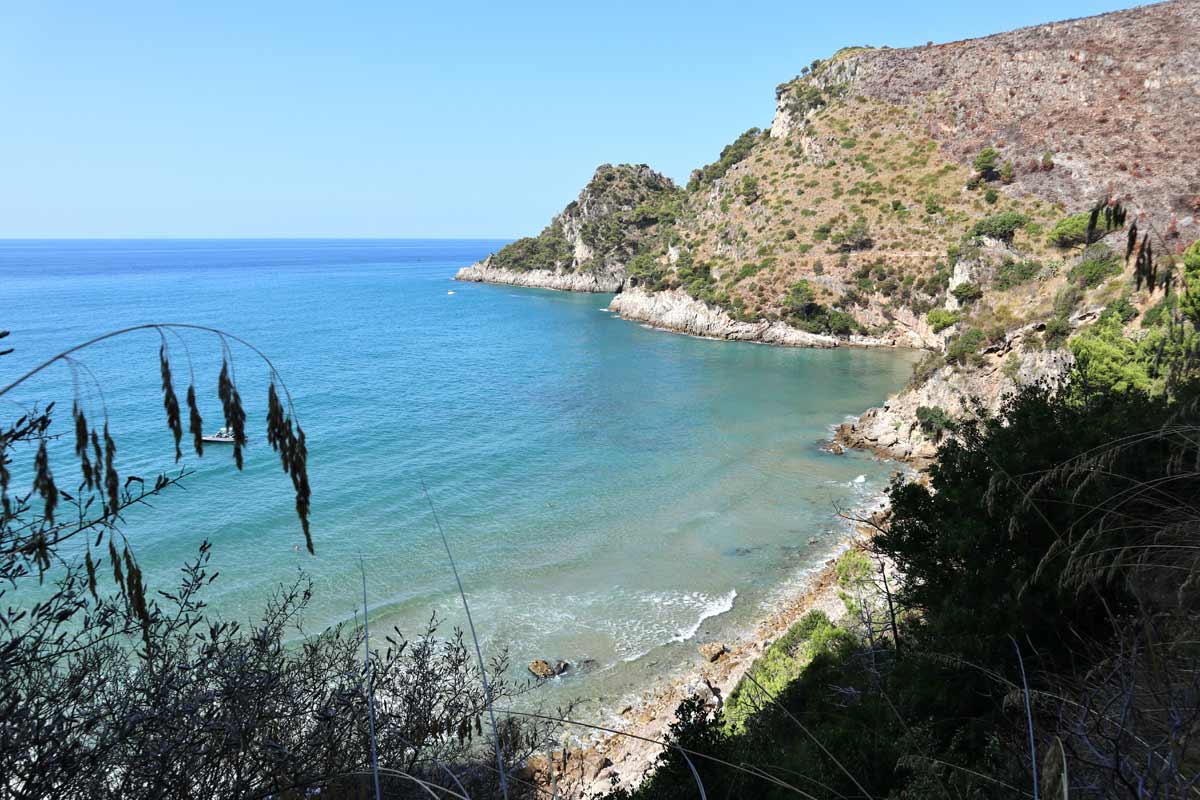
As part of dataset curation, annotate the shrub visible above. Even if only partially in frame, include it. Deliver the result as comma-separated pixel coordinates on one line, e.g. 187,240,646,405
951,281,983,305
926,309,960,333
832,217,873,251
736,175,760,203
984,187,999,205
490,222,573,272
972,146,1000,179
945,328,986,365
994,259,1042,290
916,405,956,441
1043,315,1071,349
999,161,1014,184
971,211,1029,242
908,351,946,387
1053,284,1084,319
1069,245,1122,288
687,128,761,189
1051,213,1089,247
626,252,670,289
1101,297,1138,324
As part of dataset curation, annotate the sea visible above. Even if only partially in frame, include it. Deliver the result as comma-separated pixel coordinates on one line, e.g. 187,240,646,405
0,238,918,712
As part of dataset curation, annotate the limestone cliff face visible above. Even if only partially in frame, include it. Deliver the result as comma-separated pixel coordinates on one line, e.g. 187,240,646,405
455,258,624,292
454,164,679,292
837,325,1076,464
608,288,841,348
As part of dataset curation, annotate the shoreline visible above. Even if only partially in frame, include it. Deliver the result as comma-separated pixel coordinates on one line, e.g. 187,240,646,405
520,486,897,797
453,269,933,351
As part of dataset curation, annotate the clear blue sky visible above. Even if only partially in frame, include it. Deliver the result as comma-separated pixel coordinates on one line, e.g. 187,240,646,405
1,0,1136,239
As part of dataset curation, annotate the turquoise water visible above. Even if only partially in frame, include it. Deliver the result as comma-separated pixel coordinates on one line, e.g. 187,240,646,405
1,239,916,708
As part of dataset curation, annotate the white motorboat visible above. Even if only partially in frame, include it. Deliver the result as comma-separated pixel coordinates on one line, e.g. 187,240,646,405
201,426,237,444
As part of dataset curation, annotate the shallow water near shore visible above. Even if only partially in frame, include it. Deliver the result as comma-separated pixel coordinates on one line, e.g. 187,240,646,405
1,239,918,711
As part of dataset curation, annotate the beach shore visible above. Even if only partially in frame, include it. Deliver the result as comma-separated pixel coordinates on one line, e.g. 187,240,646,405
519,493,893,797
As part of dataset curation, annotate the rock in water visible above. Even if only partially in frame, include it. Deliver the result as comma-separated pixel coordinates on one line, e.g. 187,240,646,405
529,658,570,679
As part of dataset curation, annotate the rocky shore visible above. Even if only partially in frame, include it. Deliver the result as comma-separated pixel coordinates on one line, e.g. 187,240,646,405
455,256,623,292
607,287,841,348
520,506,889,797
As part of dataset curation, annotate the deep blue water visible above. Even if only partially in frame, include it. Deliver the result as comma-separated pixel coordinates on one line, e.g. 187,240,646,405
0,239,916,707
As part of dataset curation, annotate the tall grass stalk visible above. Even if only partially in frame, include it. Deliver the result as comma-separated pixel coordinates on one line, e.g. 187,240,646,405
424,481,510,800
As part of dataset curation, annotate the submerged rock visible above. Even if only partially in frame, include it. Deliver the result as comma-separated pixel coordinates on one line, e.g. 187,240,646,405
528,659,570,679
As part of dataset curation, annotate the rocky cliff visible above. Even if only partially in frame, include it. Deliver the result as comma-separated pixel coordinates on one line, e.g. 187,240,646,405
459,0,1200,458
455,163,680,292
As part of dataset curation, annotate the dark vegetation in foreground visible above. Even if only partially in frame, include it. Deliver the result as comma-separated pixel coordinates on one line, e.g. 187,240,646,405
0,329,560,800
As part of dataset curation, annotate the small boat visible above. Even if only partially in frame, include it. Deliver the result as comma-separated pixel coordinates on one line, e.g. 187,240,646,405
202,427,238,444
447,290,456,295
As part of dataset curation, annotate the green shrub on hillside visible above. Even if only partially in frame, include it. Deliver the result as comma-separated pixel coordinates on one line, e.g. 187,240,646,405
945,328,985,365
926,309,960,333
972,146,1000,178
1049,210,1124,248
626,252,669,290
832,217,872,251
916,405,956,441
994,259,1042,289
951,281,983,305
489,223,573,272
1068,245,1121,288
1069,314,1156,393
687,128,761,190
736,175,760,203
971,211,1029,242
782,280,860,336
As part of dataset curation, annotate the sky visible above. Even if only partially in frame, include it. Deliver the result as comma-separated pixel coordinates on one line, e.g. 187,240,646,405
0,0,1138,239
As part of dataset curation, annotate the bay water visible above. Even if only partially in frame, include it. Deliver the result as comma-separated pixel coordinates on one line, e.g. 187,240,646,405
0,239,917,711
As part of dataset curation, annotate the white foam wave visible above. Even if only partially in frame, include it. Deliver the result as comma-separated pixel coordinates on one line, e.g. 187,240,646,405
669,589,737,644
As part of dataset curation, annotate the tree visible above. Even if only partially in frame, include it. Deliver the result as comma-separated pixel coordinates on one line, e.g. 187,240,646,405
972,146,1000,179
971,211,1029,242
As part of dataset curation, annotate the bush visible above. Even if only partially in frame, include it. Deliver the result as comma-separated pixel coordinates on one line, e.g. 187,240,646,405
984,187,999,205
1051,212,1090,247
971,211,1029,242
951,281,983,305
490,223,573,272
832,217,873,251
1050,209,1125,248
1101,297,1138,324
687,128,761,189
736,175,760,203
626,252,669,289
1043,315,1071,349
972,146,1000,179
926,308,960,333
1069,245,1122,288
945,328,985,365
916,405,956,441
994,259,1042,290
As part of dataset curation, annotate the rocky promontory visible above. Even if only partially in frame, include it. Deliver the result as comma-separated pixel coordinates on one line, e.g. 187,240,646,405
608,287,840,347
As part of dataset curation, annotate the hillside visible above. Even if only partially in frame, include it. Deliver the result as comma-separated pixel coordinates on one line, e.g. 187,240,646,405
457,0,1200,459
